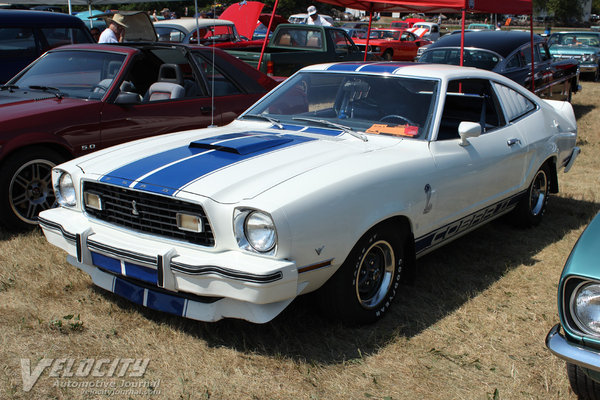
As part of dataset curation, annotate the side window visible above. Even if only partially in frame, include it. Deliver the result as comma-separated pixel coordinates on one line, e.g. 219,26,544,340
193,53,242,97
330,30,352,53
522,45,541,64
0,28,37,58
41,28,89,49
537,43,551,61
492,82,536,122
438,79,504,140
505,52,523,69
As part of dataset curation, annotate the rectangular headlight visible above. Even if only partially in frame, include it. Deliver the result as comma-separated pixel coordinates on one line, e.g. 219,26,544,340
176,213,203,232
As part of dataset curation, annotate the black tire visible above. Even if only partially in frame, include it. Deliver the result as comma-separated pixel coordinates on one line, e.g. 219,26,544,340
0,148,65,230
383,50,393,61
512,163,551,227
567,362,600,399
317,224,406,325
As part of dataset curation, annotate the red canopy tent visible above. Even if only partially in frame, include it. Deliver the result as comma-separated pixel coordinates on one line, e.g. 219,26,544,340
315,0,534,87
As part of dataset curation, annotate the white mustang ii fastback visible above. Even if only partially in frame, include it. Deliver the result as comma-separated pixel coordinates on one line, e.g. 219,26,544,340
39,63,580,324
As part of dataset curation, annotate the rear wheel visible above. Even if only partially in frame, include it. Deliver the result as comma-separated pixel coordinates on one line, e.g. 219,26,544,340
0,148,65,230
567,362,600,399
383,50,393,61
512,163,551,227
317,224,406,325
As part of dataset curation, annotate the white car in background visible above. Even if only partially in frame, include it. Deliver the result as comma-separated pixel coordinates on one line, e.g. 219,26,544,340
39,62,579,325
408,22,441,41
288,13,334,25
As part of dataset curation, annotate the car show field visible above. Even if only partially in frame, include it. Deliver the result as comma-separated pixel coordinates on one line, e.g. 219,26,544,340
2,2,600,397
0,70,598,397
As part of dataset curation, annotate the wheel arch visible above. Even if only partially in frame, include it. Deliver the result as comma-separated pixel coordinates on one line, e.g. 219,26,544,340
363,215,417,285
544,156,559,194
0,142,72,169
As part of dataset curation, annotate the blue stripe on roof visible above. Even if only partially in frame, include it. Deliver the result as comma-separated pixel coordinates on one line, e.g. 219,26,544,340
325,63,365,72
358,64,402,74
132,133,315,196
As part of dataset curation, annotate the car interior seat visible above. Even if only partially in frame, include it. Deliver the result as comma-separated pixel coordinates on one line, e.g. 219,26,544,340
277,33,292,46
143,63,185,101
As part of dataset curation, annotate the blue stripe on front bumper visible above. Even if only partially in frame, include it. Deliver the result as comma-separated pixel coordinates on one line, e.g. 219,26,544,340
91,251,157,285
113,277,186,316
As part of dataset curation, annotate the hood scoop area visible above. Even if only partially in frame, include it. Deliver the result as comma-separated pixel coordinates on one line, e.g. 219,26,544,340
189,132,293,155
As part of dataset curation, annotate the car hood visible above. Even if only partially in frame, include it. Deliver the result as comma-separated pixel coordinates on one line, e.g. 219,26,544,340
550,45,599,54
0,90,82,113
75,120,400,204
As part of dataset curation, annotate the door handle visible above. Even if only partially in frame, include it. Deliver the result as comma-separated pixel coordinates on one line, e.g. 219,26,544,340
507,138,521,146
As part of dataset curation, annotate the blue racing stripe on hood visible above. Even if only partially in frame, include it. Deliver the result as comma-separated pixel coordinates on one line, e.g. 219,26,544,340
134,133,315,196
99,132,316,196
99,132,253,186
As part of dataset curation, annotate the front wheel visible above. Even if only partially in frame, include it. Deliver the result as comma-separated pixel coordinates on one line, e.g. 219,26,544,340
317,225,406,325
567,362,600,399
512,163,551,227
0,148,65,230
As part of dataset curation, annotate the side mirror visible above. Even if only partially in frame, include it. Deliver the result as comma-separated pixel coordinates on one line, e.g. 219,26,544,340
114,92,142,105
458,121,481,146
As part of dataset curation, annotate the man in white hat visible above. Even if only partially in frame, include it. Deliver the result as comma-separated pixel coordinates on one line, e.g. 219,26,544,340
306,5,331,26
99,14,128,43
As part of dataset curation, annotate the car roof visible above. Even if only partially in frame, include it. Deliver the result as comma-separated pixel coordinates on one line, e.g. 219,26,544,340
303,61,508,82
427,30,543,58
0,9,86,27
153,18,234,31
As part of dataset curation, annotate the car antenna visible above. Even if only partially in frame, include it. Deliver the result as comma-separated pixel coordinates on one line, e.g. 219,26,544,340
208,1,217,128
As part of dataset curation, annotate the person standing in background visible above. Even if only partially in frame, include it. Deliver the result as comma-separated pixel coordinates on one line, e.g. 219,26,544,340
306,5,331,26
98,14,127,43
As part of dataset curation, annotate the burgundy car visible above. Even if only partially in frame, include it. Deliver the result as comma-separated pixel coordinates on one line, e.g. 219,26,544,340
0,43,278,230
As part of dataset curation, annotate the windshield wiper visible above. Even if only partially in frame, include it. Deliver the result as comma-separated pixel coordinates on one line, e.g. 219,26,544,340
292,117,368,142
28,85,63,99
0,84,19,91
241,114,283,129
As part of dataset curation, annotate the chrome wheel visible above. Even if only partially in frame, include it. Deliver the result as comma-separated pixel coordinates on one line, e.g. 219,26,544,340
529,169,548,217
355,240,395,309
9,159,56,224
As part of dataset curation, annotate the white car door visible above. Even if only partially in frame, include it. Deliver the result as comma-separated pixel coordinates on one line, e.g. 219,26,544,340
417,78,530,252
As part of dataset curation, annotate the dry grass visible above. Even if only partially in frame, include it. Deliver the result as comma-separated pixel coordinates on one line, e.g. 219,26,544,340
2,82,600,400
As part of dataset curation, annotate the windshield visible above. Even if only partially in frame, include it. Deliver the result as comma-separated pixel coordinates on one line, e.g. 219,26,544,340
11,50,126,100
419,48,500,70
243,72,439,140
548,33,600,47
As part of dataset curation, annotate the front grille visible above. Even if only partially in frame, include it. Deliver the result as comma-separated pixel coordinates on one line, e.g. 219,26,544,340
83,181,215,247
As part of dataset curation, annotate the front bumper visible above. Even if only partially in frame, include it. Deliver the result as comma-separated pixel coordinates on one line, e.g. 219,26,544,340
546,324,600,372
39,207,299,323
579,63,599,74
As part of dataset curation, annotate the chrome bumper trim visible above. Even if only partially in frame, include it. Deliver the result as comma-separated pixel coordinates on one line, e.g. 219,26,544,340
546,324,600,372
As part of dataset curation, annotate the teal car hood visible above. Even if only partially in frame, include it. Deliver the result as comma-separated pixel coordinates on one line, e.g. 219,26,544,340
550,45,600,55
558,212,600,344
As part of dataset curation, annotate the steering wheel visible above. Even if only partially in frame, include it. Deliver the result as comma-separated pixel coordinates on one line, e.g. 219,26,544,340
379,114,415,125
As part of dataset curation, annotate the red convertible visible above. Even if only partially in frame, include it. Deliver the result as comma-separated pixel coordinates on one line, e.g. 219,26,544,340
353,28,432,61
0,43,278,230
